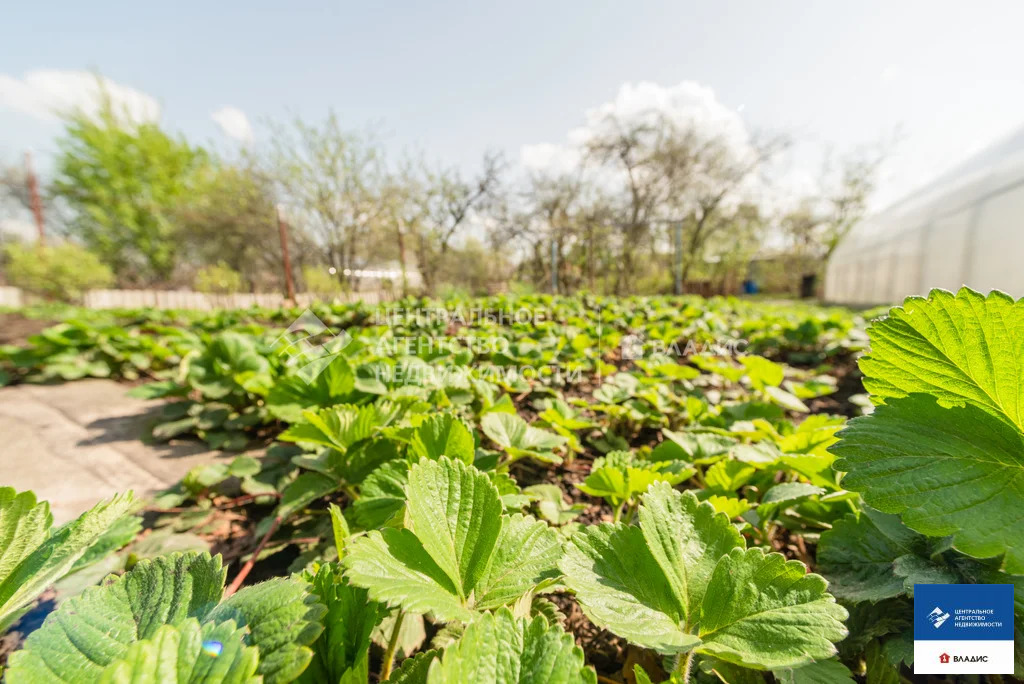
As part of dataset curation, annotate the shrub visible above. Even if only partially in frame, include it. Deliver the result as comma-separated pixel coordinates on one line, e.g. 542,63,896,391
3,242,114,302
194,261,243,294
301,265,344,295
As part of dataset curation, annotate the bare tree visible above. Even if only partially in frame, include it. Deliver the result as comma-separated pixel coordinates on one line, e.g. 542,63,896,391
261,113,388,289
410,151,505,293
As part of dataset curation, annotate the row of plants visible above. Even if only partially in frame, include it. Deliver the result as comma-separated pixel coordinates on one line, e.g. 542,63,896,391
1,289,1018,682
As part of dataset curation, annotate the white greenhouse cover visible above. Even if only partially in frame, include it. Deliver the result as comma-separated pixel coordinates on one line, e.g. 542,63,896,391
825,125,1024,305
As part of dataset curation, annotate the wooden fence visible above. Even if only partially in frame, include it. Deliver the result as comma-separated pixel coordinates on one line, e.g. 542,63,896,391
3,288,390,310
0,287,23,308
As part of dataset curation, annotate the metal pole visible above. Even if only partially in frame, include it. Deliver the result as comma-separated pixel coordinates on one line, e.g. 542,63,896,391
276,204,296,302
25,151,45,246
674,221,683,295
550,239,558,294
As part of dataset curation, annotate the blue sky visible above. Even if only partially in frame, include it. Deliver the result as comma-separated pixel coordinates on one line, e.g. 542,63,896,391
3,0,1024,223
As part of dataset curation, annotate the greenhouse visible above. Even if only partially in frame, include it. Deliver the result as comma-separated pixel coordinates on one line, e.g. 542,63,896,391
825,124,1024,304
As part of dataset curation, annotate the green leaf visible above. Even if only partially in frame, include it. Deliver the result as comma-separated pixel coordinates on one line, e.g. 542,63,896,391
268,357,357,423
206,577,326,684
299,564,384,684
0,488,52,589
405,457,503,599
275,472,341,521
481,413,566,464
638,484,744,624
757,483,824,517
353,460,410,529
475,514,562,610
97,619,259,684
697,548,848,670
0,491,135,628
344,458,560,622
577,452,694,507
858,288,1024,426
561,487,847,669
410,414,475,463
817,508,930,603
426,608,594,684
560,523,698,654
7,552,226,682
864,640,901,684
386,649,439,683
832,393,1024,572
774,658,855,684
70,513,143,573
279,404,396,451
344,528,470,622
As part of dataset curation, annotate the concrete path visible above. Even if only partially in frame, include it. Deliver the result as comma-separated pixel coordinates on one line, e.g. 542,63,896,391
0,379,229,523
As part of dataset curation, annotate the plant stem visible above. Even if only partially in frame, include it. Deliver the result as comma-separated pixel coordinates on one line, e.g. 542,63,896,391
380,609,405,681
675,650,695,684
224,515,281,597
612,500,626,523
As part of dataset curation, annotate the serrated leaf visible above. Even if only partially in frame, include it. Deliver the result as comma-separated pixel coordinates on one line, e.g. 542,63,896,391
0,491,135,628
70,514,143,573
578,452,694,507
275,471,340,521
858,288,1024,424
817,509,930,603
405,457,503,599
475,514,562,610
410,414,475,463
97,619,259,684
560,523,698,654
562,485,847,669
832,393,1024,572
638,484,744,623
353,460,409,529
386,649,439,683
0,488,52,588
757,483,824,517
299,564,384,684
426,608,594,684
481,413,566,464
774,658,854,684
7,552,226,682
344,527,470,622
206,577,325,684
697,548,848,670
344,459,559,622
864,640,900,684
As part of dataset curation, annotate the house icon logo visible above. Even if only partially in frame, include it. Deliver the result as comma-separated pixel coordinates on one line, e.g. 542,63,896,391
939,653,950,664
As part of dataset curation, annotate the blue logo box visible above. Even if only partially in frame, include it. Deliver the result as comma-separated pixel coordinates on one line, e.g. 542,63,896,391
914,584,1014,641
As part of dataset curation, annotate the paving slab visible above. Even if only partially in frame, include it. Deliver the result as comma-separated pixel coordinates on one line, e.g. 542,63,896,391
0,379,229,523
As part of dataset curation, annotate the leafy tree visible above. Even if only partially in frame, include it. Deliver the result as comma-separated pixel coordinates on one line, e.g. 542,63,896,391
176,163,293,292
194,261,244,294
4,241,113,301
50,93,208,285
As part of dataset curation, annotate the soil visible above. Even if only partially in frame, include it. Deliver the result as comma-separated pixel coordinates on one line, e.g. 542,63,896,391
0,313,52,346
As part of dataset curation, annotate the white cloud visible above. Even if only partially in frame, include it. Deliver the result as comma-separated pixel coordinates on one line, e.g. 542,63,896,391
522,81,765,214
522,81,756,175
0,69,160,124
211,106,253,144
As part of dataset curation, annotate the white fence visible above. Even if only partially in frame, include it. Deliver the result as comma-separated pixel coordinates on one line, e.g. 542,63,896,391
3,288,390,310
0,287,22,308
